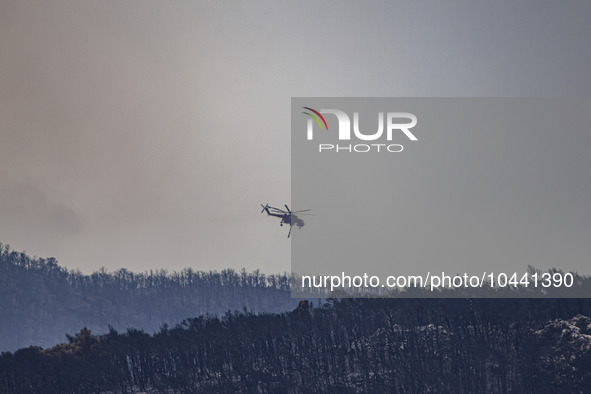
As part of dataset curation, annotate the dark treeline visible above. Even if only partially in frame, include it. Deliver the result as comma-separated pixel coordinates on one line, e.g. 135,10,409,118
0,243,296,352
1,298,591,393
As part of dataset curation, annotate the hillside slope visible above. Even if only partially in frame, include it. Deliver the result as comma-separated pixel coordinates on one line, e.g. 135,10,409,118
2,298,591,392
0,243,296,351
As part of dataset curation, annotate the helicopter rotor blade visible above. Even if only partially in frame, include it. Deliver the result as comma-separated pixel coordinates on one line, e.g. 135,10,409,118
284,205,291,213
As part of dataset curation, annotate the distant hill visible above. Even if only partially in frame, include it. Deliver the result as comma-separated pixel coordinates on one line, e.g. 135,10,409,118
0,242,297,352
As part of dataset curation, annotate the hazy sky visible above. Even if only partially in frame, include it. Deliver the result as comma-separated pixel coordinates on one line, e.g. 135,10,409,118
1,1,590,274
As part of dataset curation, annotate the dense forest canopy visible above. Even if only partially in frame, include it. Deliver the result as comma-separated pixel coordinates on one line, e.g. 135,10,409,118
3,242,591,392
2,298,591,392
0,243,297,352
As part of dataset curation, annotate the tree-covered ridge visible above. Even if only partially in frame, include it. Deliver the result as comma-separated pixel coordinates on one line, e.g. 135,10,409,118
0,243,296,352
2,298,591,393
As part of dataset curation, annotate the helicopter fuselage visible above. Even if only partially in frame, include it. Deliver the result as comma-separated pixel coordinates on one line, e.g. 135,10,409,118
266,212,304,228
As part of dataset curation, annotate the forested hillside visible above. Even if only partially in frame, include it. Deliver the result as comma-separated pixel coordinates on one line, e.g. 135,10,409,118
2,298,591,393
0,243,296,352
3,242,591,392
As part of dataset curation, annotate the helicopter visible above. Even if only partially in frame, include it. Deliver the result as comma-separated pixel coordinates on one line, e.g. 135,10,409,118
260,204,313,238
